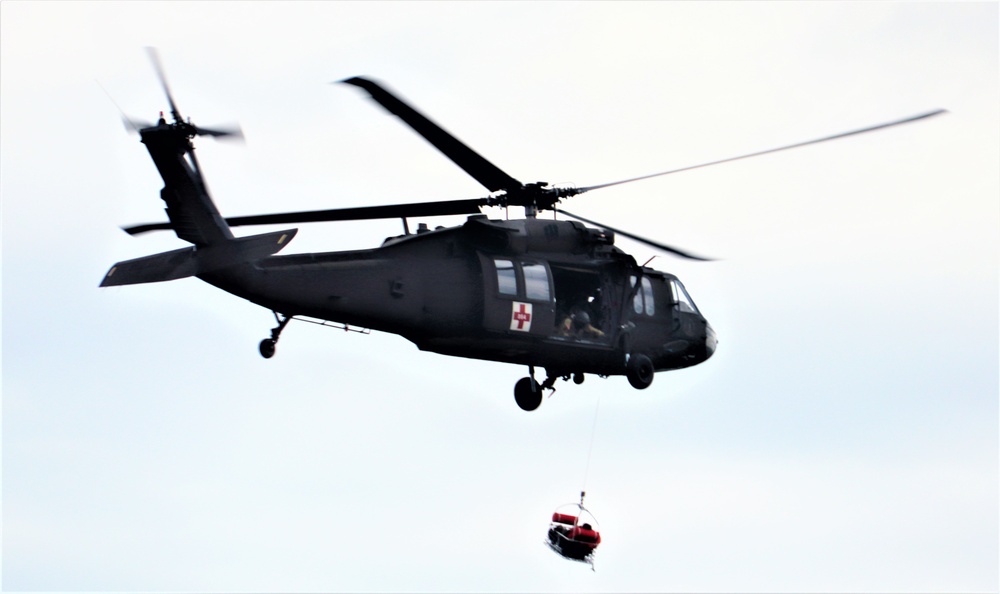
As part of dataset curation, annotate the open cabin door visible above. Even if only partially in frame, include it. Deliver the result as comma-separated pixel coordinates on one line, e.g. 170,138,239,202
549,263,619,343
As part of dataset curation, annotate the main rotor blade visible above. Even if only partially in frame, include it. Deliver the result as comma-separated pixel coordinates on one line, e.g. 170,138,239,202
146,47,182,124
342,77,523,194
122,198,489,235
559,209,713,261
575,109,947,194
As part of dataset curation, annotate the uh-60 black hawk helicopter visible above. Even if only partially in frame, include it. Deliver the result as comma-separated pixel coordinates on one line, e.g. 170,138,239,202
102,50,943,411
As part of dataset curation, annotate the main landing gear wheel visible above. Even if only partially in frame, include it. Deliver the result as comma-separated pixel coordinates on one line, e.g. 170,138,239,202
514,377,543,411
626,353,654,390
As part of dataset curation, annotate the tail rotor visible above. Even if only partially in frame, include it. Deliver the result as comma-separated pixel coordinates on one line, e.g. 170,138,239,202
142,47,244,141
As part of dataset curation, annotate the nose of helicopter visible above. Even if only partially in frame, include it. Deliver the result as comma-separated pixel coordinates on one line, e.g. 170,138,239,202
704,322,717,360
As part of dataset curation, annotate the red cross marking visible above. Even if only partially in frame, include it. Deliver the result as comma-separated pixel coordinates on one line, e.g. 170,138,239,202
513,303,532,330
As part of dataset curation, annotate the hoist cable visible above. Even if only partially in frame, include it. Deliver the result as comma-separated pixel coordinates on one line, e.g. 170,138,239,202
579,393,602,494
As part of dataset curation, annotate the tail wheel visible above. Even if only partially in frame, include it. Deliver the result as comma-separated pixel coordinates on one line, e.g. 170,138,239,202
514,377,543,411
259,339,276,359
626,353,654,390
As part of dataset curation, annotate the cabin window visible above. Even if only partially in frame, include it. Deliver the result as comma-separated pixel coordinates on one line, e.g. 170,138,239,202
522,263,551,302
495,259,517,296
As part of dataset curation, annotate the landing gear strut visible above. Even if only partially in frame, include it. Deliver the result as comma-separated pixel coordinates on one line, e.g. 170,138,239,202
259,312,291,359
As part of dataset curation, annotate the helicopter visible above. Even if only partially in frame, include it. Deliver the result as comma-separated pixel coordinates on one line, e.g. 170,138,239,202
101,50,943,411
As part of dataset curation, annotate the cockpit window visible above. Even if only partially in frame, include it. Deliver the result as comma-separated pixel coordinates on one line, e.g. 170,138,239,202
641,277,655,316
671,279,699,314
495,259,517,296
630,276,655,315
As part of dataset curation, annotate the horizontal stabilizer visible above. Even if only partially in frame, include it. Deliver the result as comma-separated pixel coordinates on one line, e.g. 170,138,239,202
101,229,297,287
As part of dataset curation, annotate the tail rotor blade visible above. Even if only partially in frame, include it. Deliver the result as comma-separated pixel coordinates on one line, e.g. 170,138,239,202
122,115,154,134
142,49,243,140
195,124,245,142
97,80,150,135
146,46,183,123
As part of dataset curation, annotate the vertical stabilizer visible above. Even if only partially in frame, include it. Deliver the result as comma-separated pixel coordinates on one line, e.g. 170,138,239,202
140,120,234,245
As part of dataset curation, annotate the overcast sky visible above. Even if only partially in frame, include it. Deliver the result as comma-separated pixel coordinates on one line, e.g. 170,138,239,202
2,2,997,592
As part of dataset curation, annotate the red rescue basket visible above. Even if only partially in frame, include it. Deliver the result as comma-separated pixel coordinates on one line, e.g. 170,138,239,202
546,491,601,568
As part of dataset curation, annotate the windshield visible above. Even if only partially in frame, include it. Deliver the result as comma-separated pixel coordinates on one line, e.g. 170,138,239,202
671,279,700,314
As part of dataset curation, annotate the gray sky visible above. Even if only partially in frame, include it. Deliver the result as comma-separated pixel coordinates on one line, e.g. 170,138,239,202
2,1,997,592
